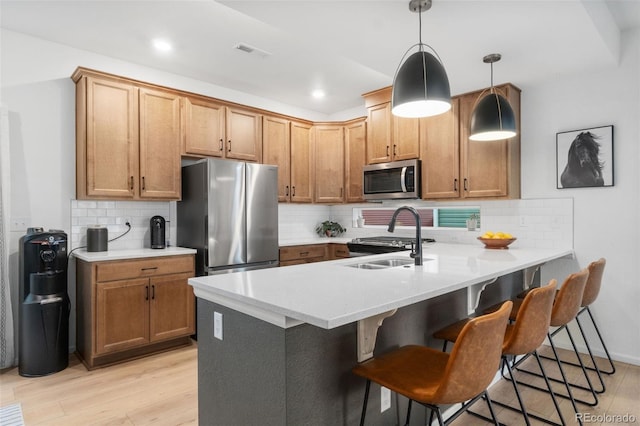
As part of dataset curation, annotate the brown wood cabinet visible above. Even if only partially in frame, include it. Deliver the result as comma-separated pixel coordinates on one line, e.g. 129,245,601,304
314,125,344,203
328,243,350,260
344,119,366,203
262,115,291,202
183,96,225,157
183,99,262,162
289,121,314,203
73,69,181,200
421,98,461,199
458,84,521,199
363,87,420,165
279,244,328,266
279,243,350,265
422,84,521,200
76,254,195,369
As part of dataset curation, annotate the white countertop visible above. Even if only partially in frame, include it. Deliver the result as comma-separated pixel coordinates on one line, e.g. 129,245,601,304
279,237,351,246
189,243,573,330
73,246,196,262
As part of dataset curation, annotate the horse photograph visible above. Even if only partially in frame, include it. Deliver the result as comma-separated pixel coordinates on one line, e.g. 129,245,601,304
556,125,614,189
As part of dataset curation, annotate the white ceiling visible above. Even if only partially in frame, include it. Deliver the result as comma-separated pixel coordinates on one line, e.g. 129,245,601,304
1,0,639,116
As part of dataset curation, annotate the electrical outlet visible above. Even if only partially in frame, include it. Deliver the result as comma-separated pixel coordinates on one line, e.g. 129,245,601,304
380,386,391,412
519,216,529,227
214,312,223,340
10,217,30,232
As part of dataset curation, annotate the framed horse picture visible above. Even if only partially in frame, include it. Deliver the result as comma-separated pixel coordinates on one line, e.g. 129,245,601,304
556,125,614,189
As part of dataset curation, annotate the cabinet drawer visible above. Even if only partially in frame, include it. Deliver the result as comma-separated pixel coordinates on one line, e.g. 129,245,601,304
96,255,194,282
279,245,327,262
330,244,350,259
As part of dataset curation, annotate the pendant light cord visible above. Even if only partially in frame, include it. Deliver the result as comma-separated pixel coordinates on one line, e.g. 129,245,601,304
418,4,423,51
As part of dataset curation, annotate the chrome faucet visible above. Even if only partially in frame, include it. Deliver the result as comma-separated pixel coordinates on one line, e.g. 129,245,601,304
387,206,422,266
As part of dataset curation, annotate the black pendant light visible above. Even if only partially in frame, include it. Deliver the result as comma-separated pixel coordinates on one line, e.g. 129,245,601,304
469,54,517,141
391,0,451,118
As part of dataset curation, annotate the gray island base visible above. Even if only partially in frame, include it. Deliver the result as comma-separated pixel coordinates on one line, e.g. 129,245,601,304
192,244,573,425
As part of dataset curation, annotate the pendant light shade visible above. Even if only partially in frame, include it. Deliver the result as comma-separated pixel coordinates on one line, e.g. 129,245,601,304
391,0,451,118
469,54,517,141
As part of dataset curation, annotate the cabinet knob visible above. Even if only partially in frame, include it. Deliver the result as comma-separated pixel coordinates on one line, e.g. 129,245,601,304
393,144,397,156
386,146,390,156
142,176,145,191
145,285,149,301
228,140,231,152
219,139,223,151
464,178,468,191
130,176,134,190
454,178,458,191
285,185,289,196
292,186,296,196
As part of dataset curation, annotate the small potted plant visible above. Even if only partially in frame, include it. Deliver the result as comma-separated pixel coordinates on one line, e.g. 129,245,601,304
315,220,346,237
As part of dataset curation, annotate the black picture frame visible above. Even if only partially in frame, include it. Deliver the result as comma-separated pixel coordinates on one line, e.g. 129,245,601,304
556,125,614,189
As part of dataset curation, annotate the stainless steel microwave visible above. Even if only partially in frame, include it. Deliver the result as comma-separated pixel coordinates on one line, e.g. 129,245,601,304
363,159,421,200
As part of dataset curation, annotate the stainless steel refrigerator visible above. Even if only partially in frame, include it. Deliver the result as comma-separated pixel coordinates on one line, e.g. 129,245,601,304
177,158,279,275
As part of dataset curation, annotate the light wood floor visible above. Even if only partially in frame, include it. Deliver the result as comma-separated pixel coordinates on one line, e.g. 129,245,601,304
0,343,637,425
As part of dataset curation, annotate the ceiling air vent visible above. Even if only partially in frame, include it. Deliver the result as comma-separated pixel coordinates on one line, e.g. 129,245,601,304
234,43,271,57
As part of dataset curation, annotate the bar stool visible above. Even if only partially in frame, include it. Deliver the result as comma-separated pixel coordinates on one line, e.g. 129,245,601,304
540,258,615,390
352,301,512,426
433,280,564,426
507,269,592,421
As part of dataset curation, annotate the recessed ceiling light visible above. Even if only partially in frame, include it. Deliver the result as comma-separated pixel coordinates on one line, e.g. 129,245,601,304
152,39,173,52
311,89,326,99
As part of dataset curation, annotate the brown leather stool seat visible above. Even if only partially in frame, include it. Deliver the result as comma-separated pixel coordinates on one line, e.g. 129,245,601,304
352,301,512,426
434,280,565,425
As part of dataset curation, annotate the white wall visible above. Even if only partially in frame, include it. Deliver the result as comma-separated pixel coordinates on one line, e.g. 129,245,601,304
2,27,639,365
518,28,640,364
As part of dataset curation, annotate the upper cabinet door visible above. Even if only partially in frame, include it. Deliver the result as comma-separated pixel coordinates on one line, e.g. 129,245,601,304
290,121,314,203
139,88,182,200
262,115,291,202
366,102,392,164
421,98,460,199
225,107,262,162
82,77,139,199
183,97,225,157
314,125,345,203
344,119,366,203
392,116,420,161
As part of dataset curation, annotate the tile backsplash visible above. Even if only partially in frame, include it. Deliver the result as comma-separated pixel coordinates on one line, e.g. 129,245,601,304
72,197,573,251
71,200,172,250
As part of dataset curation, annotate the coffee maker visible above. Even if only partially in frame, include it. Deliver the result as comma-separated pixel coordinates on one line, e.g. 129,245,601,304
18,228,69,377
150,215,166,249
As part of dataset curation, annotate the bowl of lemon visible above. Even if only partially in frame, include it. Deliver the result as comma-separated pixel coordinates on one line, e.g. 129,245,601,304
478,231,516,249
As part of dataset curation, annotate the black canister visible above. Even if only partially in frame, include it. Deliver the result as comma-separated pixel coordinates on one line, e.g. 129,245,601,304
86,226,108,252
150,216,166,249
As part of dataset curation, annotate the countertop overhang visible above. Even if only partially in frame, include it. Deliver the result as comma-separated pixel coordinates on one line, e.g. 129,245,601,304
189,243,574,330
72,246,196,262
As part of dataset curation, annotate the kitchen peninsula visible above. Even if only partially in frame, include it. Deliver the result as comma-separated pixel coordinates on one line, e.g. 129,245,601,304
190,243,573,425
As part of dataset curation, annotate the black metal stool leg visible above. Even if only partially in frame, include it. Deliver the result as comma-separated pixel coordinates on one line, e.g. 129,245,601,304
360,379,370,426
584,306,616,374
533,350,566,426
404,399,412,426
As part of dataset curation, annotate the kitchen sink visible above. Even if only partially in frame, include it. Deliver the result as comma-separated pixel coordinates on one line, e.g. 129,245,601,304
346,257,419,269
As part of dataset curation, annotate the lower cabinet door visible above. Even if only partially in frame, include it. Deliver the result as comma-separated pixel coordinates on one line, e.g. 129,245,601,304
149,272,195,342
96,278,150,354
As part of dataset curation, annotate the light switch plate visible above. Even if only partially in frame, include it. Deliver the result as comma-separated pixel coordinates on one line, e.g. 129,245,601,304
214,312,223,340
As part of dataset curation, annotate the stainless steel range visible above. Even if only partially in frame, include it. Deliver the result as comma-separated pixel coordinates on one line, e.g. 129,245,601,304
347,236,435,256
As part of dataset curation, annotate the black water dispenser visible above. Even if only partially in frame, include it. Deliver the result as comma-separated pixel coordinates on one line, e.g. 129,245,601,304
18,228,69,377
